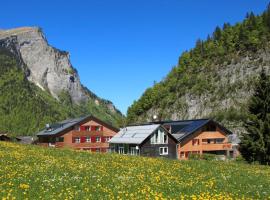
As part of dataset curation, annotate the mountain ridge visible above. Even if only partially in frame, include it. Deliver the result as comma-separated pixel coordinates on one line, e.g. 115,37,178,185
0,27,124,135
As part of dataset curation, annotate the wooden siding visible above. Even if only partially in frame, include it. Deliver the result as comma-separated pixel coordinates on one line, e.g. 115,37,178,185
140,129,177,159
177,126,232,160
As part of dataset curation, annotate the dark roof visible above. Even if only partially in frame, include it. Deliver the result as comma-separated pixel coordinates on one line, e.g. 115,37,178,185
130,118,233,142
162,119,211,141
36,115,119,137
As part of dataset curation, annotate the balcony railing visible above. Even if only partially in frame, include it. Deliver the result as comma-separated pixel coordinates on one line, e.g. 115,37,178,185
201,143,232,151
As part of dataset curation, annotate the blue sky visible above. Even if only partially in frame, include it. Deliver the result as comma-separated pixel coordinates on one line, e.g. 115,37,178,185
0,0,269,114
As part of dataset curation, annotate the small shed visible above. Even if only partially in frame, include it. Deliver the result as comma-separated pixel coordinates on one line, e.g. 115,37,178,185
16,136,36,144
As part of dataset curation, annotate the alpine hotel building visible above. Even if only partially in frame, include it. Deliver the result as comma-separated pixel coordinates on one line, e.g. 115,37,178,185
37,115,119,152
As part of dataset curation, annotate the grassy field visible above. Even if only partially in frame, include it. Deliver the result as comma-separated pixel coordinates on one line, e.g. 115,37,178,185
0,142,270,200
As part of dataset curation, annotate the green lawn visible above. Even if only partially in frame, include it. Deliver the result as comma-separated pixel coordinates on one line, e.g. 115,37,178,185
0,142,269,199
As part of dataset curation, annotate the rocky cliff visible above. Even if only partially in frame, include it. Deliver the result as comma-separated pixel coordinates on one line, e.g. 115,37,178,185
0,27,123,132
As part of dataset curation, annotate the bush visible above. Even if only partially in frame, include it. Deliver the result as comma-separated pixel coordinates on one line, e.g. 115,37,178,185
188,153,219,161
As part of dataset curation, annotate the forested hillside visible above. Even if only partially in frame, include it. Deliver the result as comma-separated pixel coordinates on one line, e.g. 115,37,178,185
127,5,270,133
0,50,123,136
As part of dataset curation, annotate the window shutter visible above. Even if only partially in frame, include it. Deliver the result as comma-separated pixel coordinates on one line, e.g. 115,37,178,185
80,126,86,131
72,137,75,143
91,136,96,143
91,126,96,131
101,126,104,131
81,136,86,143
101,136,105,143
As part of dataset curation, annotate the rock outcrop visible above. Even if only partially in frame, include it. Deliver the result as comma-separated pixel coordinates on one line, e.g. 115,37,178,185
0,27,89,103
0,27,121,117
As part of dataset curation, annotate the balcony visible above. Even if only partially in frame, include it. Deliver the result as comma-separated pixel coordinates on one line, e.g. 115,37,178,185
201,143,232,151
72,130,106,137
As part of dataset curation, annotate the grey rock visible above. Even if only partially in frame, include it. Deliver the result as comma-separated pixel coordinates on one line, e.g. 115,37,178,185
0,27,121,115
0,27,87,103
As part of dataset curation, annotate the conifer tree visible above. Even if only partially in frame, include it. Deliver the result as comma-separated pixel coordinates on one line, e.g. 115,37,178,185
240,69,270,164
213,26,222,41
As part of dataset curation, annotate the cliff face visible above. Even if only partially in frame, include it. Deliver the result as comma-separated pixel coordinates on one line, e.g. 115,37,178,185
0,27,88,103
0,27,123,130
132,50,270,134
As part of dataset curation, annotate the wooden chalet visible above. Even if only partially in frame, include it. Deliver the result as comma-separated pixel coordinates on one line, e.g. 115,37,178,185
160,119,236,160
109,124,178,159
109,119,238,160
36,115,119,152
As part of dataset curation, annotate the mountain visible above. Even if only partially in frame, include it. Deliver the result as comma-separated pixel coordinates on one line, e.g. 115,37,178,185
0,27,124,136
127,5,270,134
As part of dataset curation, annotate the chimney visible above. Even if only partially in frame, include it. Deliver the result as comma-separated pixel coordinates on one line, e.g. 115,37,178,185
45,124,52,131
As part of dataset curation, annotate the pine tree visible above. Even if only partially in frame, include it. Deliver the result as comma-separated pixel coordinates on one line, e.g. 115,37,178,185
223,22,231,30
213,26,222,41
240,69,270,164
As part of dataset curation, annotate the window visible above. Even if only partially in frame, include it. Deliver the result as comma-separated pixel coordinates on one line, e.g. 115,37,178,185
85,126,90,131
202,138,224,144
96,136,101,142
192,139,200,146
185,151,190,158
119,147,124,154
74,125,80,131
95,126,101,131
75,137,80,143
151,128,168,144
202,139,212,144
105,137,110,142
216,138,224,144
180,152,185,158
164,134,168,144
56,137,64,142
86,136,91,143
159,147,168,155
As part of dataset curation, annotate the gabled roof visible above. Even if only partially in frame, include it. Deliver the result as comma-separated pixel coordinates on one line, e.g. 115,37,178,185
163,119,233,142
36,115,119,137
162,119,211,141
109,124,160,144
16,136,36,144
130,118,233,142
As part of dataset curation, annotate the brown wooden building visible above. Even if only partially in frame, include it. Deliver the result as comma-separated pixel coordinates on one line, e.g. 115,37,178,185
157,119,237,160
36,115,119,152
